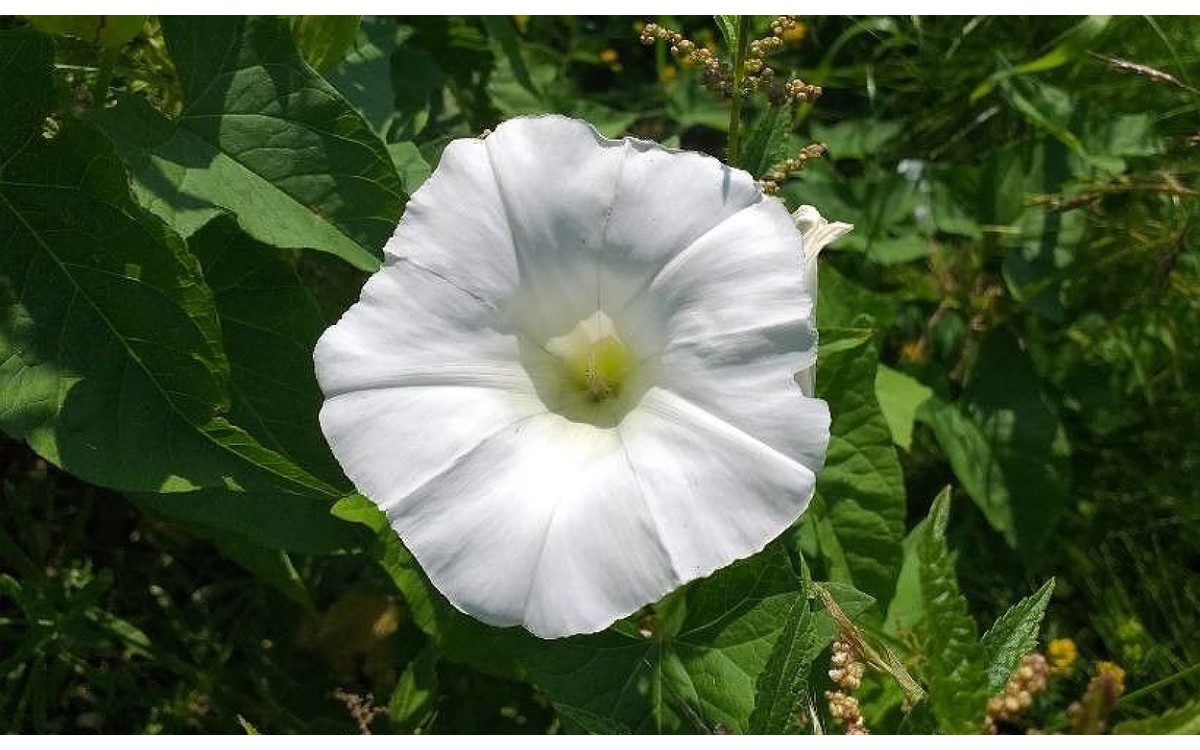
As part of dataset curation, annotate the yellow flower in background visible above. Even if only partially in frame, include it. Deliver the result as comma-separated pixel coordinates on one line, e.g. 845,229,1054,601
1047,637,1078,675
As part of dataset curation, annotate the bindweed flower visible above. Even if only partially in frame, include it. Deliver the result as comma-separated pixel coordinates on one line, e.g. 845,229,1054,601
315,115,845,638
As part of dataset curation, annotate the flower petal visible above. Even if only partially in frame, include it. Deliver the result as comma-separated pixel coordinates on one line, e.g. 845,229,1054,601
383,137,518,307
483,116,627,336
631,197,827,469
314,259,527,397
623,198,813,360
390,414,678,638
620,388,827,581
598,140,762,312
319,385,545,514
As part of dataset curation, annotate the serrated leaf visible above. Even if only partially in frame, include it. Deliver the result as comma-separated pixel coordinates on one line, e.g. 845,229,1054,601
714,16,740,50
740,106,792,177
524,545,805,734
1114,700,1200,735
915,489,989,734
292,15,361,72
749,596,820,734
918,330,1071,557
811,327,906,605
981,578,1055,692
91,16,403,271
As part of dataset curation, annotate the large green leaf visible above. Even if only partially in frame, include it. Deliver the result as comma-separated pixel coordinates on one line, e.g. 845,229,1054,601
189,216,344,485
92,16,403,271
915,489,989,734
0,33,335,500
918,330,1071,556
524,545,804,734
981,578,1055,692
809,326,906,605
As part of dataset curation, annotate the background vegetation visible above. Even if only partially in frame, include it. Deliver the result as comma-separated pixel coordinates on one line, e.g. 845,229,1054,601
1,15,1197,734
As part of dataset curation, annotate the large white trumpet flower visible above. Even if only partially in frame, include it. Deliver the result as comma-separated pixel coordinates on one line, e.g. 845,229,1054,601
315,115,842,638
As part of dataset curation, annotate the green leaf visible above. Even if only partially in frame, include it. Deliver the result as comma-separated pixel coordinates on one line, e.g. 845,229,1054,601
1114,700,1200,735
748,596,820,734
292,16,361,72
322,20,403,138
212,536,313,609
524,545,805,734
996,73,1086,156
810,327,906,605
91,16,403,271
739,106,792,177
714,16,740,50
132,487,365,555
0,28,54,155
189,216,344,486
918,330,1071,556
915,489,989,734
811,119,903,161
875,365,932,450
981,578,1055,692
24,15,144,50
971,16,1112,100
1,41,338,503
388,142,432,195
388,646,439,733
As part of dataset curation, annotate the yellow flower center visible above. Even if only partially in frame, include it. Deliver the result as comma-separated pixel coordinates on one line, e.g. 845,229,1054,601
565,334,632,402
536,311,643,426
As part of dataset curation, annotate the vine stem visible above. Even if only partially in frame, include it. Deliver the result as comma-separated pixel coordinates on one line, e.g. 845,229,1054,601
90,47,119,108
725,15,752,165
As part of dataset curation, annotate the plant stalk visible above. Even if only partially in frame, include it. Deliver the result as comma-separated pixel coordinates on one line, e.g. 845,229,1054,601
725,15,752,165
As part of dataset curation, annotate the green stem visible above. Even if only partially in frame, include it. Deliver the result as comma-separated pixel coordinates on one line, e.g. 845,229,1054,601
1118,661,1200,707
725,15,752,165
90,47,119,108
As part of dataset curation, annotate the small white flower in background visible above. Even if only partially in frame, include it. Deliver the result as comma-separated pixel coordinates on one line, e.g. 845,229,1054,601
315,115,846,639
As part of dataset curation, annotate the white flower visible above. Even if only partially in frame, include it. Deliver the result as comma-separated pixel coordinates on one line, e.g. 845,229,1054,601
315,115,836,639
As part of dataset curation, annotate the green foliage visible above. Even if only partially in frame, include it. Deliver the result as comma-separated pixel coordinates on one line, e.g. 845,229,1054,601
981,578,1055,692
748,595,820,734
292,16,361,72
919,331,1071,556
522,545,806,734
92,16,402,271
1115,700,1200,735
914,490,990,733
806,326,906,605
